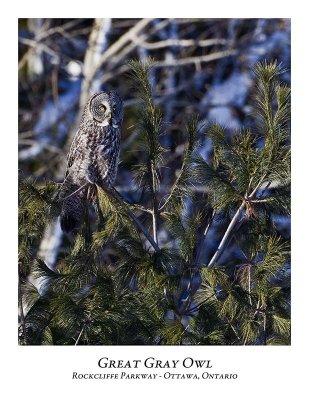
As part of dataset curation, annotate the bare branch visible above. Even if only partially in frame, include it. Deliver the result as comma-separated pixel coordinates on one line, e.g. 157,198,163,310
75,324,85,346
97,18,152,69
207,200,246,268
151,164,159,244
154,49,237,68
18,37,59,61
35,19,85,41
80,18,112,108
139,38,227,50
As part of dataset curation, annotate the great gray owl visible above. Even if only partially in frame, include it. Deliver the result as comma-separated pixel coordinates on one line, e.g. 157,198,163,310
59,91,123,232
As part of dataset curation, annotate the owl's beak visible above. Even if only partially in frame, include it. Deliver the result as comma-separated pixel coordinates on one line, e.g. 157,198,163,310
106,112,112,121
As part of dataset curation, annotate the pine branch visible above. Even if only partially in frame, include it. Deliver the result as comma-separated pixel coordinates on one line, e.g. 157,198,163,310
151,162,159,244
201,63,290,269
207,178,265,268
107,186,160,252
75,324,86,346
159,116,199,211
130,203,153,214
128,59,164,245
18,278,27,344
19,56,290,346
207,200,246,268
195,209,216,265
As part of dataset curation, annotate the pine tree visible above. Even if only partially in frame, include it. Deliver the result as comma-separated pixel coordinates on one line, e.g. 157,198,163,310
18,60,290,345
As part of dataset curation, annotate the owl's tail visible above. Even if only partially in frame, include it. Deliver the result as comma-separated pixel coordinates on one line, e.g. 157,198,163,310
59,182,87,233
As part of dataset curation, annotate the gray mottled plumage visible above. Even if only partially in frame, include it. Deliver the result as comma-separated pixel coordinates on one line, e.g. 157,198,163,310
60,91,123,232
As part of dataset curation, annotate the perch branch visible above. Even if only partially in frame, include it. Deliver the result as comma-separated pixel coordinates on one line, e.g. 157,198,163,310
108,187,160,252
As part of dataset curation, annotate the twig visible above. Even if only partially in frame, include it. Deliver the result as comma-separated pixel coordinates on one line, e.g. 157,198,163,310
154,50,237,68
18,278,27,343
207,179,267,268
102,19,170,71
62,182,89,201
159,161,185,211
18,47,34,70
19,140,64,155
250,198,273,203
97,18,152,71
248,265,252,307
100,50,237,85
231,324,241,342
18,37,60,62
35,19,85,41
51,65,60,106
151,164,159,244
203,210,216,237
207,200,246,268
262,311,267,345
109,187,160,252
130,203,153,214
195,210,216,266
259,181,271,197
139,38,227,50
75,324,85,346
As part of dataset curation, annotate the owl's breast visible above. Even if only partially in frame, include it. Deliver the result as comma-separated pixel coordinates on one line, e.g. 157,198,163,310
69,125,121,187
97,126,120,157
96,126,121,185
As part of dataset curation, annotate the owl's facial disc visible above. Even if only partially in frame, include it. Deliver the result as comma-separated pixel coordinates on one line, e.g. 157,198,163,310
90,94,111,125
89,91,123,128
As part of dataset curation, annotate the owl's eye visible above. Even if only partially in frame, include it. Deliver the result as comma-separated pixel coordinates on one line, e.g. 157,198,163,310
99,104,107,112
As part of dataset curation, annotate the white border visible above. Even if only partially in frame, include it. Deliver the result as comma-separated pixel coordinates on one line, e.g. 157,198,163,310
1,1,307,398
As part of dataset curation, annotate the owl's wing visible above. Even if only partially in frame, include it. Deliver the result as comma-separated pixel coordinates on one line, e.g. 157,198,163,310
65,129,83,177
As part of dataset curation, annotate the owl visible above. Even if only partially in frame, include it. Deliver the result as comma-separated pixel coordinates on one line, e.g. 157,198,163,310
59,91,123,232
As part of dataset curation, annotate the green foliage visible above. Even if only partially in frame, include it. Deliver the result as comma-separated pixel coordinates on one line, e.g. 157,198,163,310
18,60,290,345
18,177,59,276
161,116,200,210
195,233,290,344
92,188,138,251
192,60,290,218
128,59,164,194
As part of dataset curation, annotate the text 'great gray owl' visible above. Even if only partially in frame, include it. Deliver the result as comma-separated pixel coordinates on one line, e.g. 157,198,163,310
59,91,123,232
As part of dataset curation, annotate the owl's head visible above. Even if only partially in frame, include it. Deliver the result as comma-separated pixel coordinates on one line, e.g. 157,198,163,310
88,91,123,128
